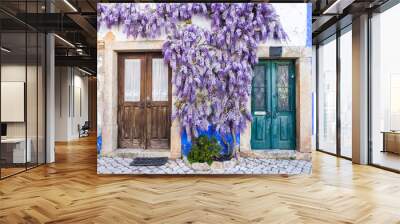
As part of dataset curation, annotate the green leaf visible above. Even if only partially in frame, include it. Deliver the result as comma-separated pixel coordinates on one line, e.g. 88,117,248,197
187,135,222,165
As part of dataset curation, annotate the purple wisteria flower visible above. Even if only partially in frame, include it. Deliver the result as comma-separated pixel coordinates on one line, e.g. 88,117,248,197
98,3,288,150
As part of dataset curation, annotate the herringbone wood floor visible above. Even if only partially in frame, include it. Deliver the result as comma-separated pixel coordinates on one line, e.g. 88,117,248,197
1,136,400,224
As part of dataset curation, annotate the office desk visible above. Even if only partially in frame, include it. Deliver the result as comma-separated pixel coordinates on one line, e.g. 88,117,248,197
1,138,31,163
382,131,400,155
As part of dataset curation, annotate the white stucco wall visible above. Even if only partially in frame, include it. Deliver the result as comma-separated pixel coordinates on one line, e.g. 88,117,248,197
55,67,89,141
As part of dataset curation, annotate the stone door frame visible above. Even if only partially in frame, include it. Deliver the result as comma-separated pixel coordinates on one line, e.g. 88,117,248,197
240,46,313,160
98,32,182,158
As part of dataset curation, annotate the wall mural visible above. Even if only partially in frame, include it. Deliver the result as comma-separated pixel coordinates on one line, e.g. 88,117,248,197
97,3,312,175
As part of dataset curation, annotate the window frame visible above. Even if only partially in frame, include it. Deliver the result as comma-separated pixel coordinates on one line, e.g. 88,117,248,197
316,24,353,161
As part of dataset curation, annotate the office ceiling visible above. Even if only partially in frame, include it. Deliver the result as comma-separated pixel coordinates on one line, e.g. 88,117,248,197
0,0,96,74
1,0,396,74
312,0,390,43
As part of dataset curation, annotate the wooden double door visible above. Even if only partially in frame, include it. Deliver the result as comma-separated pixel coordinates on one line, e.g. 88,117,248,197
118,53,171,149
251,60,296,150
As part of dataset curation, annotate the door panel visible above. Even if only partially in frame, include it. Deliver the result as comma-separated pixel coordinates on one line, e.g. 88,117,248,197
251,60,295,150
147,104,170,149
118,55,146,148
124,59,141,102
279,116,289,141
118,53,171,149
251,64,272,148
120,106,144,148
272,61,296,149
151,58,169,101
251,116,272,149
146,55,171,149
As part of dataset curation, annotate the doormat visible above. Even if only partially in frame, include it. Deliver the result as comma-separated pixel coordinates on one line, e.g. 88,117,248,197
130,157,168,166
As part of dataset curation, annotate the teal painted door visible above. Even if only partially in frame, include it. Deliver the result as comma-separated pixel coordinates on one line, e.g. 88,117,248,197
251,60,296,150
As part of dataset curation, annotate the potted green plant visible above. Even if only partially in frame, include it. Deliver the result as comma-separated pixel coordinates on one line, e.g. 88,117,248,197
187,135,221,166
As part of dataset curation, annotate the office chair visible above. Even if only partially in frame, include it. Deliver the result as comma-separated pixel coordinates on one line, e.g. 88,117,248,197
79,121,90,138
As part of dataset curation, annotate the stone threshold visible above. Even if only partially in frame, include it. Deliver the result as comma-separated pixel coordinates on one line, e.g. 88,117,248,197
107,148,170,158
240,150,297,160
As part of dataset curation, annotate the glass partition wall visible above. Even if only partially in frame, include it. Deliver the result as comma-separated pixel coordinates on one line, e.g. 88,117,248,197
370,4,400,172
316,26,352,159
0,30,27,177
339,27,352,159
317,36,337,155
0,1,46,179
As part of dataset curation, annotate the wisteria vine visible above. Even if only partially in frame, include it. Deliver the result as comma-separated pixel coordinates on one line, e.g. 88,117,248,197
98,3,288,154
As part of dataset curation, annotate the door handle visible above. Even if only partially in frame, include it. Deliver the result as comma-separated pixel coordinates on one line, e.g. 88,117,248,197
146,96,152,108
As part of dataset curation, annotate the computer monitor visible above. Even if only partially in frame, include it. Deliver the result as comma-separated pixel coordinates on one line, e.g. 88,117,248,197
1,123,7,137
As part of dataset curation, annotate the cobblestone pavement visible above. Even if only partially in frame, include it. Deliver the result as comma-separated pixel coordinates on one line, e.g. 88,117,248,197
98,157,312,175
